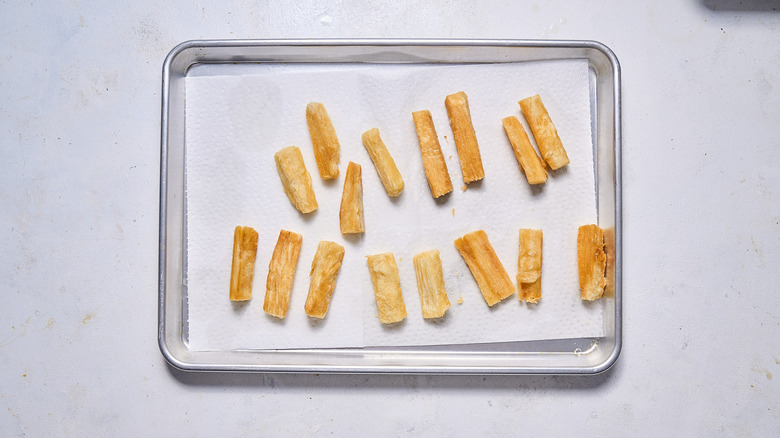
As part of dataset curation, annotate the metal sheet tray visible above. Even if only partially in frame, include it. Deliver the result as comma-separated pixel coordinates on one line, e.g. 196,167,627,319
158,39,622,374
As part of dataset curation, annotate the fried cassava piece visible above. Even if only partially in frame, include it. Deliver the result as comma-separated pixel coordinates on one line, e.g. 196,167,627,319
413,249,451,319
361,128,404,197
306,102,341,180
454,230,515,306
519,94,570,170
367,252,407,324
577,224,606,301
229,225,259,302
445,91,484,184
274,146,318,214
502,116,548,185
517,229,543,303
304,241,346,318
412,110,453,198
263,230,303,319
339,161,365,234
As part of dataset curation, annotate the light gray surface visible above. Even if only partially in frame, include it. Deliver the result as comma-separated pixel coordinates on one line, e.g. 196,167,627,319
2,1,778,435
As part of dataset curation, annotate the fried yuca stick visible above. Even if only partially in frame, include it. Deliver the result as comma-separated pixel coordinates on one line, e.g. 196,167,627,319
229,225,259,301
274,146,318,214
304,241,346,318
361,128,404,197
519,95,570,170
518,229,543,303
413,250,451,319
367,252,407,324
502,116,548,185
445,91,484,184
412,110,453,198
306,102,340,180
454,230,515,306
577,224,606,301
263,230,303,319
604,227,616,298
339,161,365,234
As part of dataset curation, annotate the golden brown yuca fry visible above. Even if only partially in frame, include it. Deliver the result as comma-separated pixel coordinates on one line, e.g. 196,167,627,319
577,224,606,301
603,227,616,298
445,91,485,184
413,250,451,319
519,95,570,170
502,116,548,185
263,230,303,318
520,277,541,304
304,241,346,318
367,253,407,324
517,229,543,303
339,161,365,234
361,128,405,197
306,102,340,180
229,225,259,301
412,110,453,198
274,146,318,214
454,230,515,306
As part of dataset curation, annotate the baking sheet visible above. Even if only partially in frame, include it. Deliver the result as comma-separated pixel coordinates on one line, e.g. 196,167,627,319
184,59,602,351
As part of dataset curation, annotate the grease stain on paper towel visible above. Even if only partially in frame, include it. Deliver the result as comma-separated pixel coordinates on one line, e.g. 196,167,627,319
0,316,31,348
752,365,773,380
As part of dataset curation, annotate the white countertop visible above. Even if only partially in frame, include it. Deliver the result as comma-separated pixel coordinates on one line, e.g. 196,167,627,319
2,1,778,435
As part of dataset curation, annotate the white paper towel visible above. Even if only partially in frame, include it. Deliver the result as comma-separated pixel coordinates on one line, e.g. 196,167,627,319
185,59,603,351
